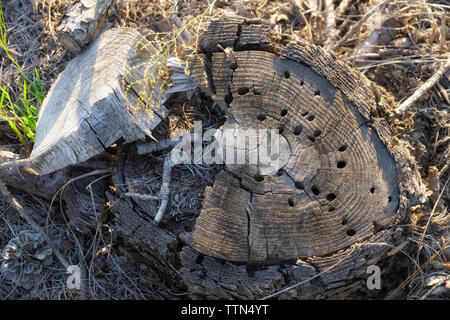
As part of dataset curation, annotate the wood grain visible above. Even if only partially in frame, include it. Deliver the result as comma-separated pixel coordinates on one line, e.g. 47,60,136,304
189,19,399,264
30,28,168,175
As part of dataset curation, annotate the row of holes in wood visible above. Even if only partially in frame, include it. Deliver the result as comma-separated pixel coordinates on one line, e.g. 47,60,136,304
250,71,393,237
254,167,385,237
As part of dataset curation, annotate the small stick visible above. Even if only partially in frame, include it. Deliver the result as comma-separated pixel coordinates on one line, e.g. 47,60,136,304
323,0,336,50
290,0,313,42
124,193,161,200
331,0,394,51
125,154,174,224
395,56,450,115
137,136,184,155
0,179,70,269
335,0,352,18
415,175,450,263
154,155,174,224
436,82,450,105
137,133,197,155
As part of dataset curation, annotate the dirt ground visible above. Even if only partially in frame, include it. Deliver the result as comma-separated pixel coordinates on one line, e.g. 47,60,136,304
0,0,448,299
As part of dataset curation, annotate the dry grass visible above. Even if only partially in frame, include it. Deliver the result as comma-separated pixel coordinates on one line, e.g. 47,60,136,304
0,0,448,299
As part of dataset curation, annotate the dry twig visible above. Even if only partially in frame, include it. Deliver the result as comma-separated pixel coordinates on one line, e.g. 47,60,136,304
323,0,336,50
125,154,174,224
395,56,450,115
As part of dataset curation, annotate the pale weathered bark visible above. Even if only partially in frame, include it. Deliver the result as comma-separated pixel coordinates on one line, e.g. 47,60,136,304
30,28,170,175
57,0,117,54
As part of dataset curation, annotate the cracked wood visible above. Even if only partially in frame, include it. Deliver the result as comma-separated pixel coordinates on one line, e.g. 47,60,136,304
188,17,400,264
30,28,168,175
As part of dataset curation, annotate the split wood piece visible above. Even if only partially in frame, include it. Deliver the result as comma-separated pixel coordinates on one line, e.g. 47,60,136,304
57,0,117,54
30,28,169,175
180,17,423,298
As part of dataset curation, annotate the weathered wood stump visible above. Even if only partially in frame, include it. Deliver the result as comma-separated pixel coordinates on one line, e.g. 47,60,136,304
110,17,422,299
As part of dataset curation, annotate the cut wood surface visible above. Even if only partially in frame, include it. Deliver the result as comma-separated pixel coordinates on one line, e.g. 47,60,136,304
189,17,400,264
110,17,422,299
57,0,117,54
30,28,169,175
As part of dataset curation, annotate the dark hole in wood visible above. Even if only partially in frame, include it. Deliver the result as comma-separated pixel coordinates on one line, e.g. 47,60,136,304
314,90,321,96
342,218,348,225
293,125,303,135
308,136,315,142
311,185,320,195
284,71,291,79
288,198,295,207
257,114,266,121
337,160,347,168
326,193,336,201
280,109,288,117
277,169,283,176
295,181,304,190
370,187,375,194
252,88,261,95
307,114,315,121
237,87,249,95
329,206,335,212
314,129,322,137
195,254,204,264
225,92,233,104
338,145,347,152
246,265,256,277
300,80,304,86
302,111,309,116
254,174,264,182
278,126,284,134
388,196,392,202
346,229,356,236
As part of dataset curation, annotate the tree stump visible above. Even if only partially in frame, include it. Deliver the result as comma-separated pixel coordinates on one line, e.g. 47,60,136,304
111,17,423,299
